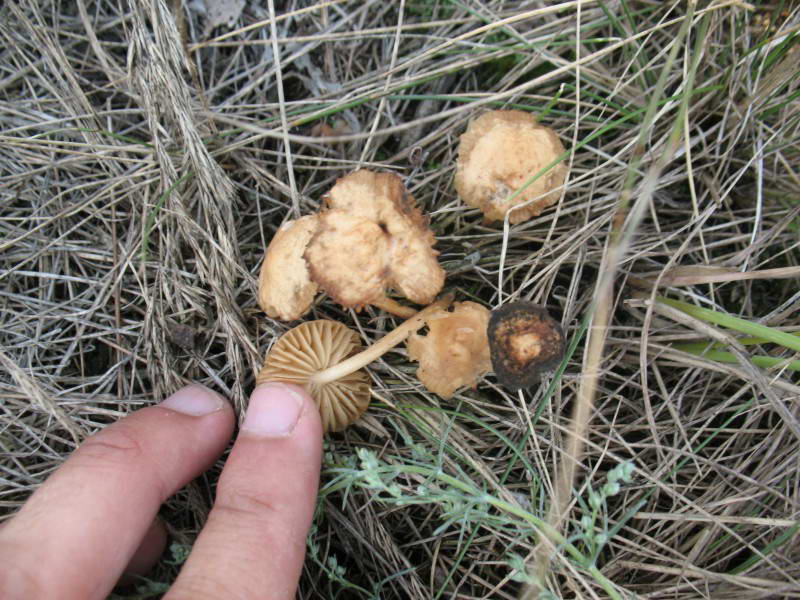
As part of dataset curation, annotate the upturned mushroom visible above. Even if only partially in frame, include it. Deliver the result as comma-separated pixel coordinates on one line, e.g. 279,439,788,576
488,301,565,391
406,301,492,399
454,110,568,224
257,293,454,432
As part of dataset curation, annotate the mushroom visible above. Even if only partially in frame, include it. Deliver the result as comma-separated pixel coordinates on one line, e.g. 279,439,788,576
406,301,492,399
303,211,389,308
305,169,445,311
454,110,568,224
488,301,565,391
257,293,454,431
257,215,319,321
256,320,370,432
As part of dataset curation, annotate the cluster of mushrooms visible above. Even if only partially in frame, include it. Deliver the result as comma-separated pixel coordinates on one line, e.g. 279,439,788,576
256,110,568,432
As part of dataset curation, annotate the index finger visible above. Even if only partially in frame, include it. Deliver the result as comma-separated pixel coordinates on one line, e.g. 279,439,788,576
165,383,322,600
0,385,235,600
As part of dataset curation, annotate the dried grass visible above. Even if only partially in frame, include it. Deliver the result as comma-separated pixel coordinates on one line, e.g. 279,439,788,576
1,1,799,598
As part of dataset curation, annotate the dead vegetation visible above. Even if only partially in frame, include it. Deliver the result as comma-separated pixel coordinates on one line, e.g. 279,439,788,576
1,1,799,598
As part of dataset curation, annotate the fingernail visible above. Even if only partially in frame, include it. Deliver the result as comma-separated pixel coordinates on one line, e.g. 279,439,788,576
161,384,226,416
242,383,304,438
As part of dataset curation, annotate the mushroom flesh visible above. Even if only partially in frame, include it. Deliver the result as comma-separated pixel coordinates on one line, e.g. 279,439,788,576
256,170,443,321
407,301,492,399
305,169,445,310
257,215,319,321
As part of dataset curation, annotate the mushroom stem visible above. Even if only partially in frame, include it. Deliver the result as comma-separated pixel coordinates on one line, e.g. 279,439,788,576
310,293,454,386
372,297,418,319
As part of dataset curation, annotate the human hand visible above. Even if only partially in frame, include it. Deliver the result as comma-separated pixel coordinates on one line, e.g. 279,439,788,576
0,382,323,600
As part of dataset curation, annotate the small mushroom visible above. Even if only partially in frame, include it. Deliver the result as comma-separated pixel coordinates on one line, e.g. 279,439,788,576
407,301,492,399
305,169,445,310
257,215,319,321
257,293,454,431
256,320,370,432
488,301,565,391
454,110,568,224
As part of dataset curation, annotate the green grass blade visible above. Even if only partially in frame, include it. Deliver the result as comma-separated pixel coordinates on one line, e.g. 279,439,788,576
658,296,800,353
729,520,800,575
671,344,800,372
140,173,192,265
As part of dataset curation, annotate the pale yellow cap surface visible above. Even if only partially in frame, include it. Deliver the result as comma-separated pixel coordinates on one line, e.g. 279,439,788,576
306,169,445,308
455,110,567,224
257,215,319,321
407,301,492,399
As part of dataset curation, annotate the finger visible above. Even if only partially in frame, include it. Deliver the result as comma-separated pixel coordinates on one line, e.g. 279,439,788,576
166,383,322,600
0,384,235,600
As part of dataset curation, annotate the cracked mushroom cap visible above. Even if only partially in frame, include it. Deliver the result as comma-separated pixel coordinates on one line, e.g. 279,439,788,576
257,215,319,321
407,301,492,399
304,211,391,309
256,320,370,432
304,170,445,309
488,301,565,391
454,110,568,224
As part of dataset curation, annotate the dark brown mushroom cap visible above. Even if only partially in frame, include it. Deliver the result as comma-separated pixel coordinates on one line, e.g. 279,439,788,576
256,320,371,432
488,301,565,391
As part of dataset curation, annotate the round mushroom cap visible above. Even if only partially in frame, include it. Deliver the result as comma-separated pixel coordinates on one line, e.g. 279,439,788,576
454,110,568,224
304,211,390,308
305,169,445,308
488,301,565,391
256,320,371,432
257,215,319,321
407,301,492,399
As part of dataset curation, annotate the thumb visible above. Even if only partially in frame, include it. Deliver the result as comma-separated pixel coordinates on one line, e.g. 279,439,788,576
165,383,323,600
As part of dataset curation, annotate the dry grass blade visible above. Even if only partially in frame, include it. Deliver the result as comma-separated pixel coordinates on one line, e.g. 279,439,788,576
631,265,800,287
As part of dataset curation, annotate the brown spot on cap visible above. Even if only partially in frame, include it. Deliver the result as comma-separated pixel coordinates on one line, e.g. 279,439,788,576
488,301,565,391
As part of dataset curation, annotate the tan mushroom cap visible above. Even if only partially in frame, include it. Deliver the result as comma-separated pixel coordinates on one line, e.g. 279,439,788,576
257,215,319,321
256,320,370,432
454,110,567,224
407,301,492,399
305,169,445,309
304,211,390,309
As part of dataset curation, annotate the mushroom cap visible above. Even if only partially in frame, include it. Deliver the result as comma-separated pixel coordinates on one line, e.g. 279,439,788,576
257,215,319,321
407,301,492,399
304,210,390,308
389,231,446,305
454,110,567,224
305,169,445,308
323,169,432,239
256,320,371,432
488,301,565,391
